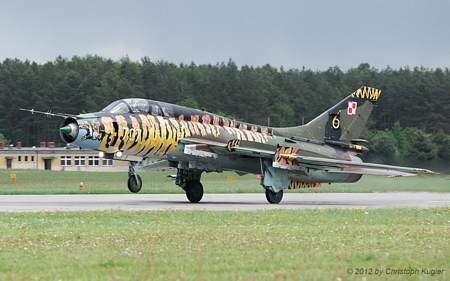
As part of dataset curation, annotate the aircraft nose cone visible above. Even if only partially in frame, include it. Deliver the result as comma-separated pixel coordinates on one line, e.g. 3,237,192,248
60,125,72,134
60,123,79,139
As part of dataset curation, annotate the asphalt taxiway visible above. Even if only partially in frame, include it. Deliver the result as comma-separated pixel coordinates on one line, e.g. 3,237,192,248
1,192,450,212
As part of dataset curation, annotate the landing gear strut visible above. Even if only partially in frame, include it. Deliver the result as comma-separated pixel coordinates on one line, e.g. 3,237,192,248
127,161,142,193
175,167,204,203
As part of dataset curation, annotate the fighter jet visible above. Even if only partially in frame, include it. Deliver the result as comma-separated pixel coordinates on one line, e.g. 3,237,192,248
22,86,435,203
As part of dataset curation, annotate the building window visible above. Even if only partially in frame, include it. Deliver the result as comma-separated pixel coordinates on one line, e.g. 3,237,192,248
25,156,29,162
75,156,86,166
89,156,99,166
31,156,35,162
102,159,114,166
18,156,22,162
61,156,72,166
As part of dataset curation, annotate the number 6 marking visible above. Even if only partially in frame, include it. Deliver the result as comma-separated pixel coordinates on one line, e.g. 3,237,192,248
332,115,340,129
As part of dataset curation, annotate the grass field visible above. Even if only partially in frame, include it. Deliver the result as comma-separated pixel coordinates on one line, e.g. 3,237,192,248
1,170,449,280
0,169,449,195
0,208,449,280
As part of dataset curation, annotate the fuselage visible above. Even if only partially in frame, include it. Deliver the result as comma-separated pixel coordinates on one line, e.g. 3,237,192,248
61,98,274,156
60,98,363,184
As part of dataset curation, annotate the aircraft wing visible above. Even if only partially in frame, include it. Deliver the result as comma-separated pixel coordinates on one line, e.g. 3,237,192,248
139,159,169,170
181,138,275,158
180,138,435,177
291,156,435,177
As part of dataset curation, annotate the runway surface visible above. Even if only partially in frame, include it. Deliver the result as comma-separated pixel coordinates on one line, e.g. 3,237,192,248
1,192,450,212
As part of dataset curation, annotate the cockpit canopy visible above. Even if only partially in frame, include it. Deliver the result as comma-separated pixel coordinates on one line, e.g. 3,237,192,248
101,99,148,114
101,98,174,117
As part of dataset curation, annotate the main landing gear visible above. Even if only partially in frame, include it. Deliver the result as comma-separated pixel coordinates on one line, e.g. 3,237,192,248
259,159,284,204
175,168,204,203
265,189,283,204
127,161,142,193
185,180,204,203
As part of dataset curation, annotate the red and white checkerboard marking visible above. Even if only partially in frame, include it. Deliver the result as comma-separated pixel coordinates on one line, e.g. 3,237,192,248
347,100,357,116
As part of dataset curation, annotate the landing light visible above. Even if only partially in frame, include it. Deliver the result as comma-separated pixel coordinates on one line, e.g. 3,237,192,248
116,151,123,157
99,152,104,157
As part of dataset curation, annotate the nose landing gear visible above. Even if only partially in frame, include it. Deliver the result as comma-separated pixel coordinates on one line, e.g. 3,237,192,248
127,161,142,193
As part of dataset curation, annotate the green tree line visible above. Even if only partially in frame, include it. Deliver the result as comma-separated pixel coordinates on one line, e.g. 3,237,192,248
1,56,449,163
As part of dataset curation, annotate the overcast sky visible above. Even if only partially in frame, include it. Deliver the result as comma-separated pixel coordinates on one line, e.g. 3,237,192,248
1,1,449,71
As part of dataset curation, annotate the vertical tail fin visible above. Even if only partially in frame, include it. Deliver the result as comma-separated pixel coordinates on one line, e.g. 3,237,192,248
274,86,381,142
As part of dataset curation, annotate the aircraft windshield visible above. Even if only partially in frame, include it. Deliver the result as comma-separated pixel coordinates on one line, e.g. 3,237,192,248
101,101,130,114
123,99,150,113
101,99,150,114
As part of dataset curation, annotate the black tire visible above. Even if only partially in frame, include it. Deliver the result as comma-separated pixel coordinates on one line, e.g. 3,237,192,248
265,189,283,204
186,180,204,203
127,174,142,193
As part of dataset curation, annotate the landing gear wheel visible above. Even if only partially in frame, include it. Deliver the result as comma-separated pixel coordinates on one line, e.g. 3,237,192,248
186,180,204,203
265,189,283,204
127,174,142,193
